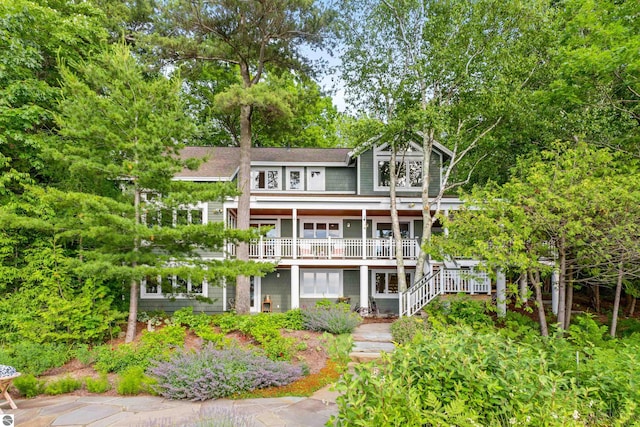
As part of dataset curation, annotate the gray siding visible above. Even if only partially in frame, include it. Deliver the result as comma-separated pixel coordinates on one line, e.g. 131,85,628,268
261,270,291,312
359,148,442,197
138,282,228,315
326,167,356,192
342,220,372,238
281,219,293,238
198,201,224,258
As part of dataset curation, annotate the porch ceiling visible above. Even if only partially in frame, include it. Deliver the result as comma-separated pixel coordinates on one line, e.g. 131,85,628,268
231,208,431,217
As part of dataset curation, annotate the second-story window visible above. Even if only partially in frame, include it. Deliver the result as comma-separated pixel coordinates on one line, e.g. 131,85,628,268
374,143,429,191
251,169,281,190
286,168,304,190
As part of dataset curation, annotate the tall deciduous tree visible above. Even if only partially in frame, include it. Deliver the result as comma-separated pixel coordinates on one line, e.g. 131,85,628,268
338,0,550,286
154,0,334,313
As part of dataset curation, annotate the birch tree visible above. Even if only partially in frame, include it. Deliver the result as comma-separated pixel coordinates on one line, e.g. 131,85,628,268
339,0,550,284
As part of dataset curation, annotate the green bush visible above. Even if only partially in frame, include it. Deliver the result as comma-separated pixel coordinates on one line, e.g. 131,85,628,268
94,325,186,373
0,342,72,375
85,374,111,393
13,374,44,398
193,325,232,348
171,307,212,329
424,294,493,327
390,316,430,344
283,309,305,330
322,333,353,365
73,343,95,365
332,323,640,426
116,366,156,395
261,336,297,361
44,376,82,395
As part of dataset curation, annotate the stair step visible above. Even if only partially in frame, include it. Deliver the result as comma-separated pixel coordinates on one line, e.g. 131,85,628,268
349,352,386,363
352,341,395,353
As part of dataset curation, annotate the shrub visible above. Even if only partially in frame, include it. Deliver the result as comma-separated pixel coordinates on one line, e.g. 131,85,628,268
13,374,44,398
150,344,303,400
73,343,95,365
261,336,296,361
322,333,353,366
94,325,186,373
193,325,231,348
171,307,212,329
1,342,72,375
44,376,82,395
85,374,111,393
390,316,429,344
303,306,362,334
283,309,305,330
423,294,493,327
117,366,156,395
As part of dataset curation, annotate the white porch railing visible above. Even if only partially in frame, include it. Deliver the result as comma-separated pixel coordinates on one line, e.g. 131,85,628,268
246,237,420,260
399,268,491,317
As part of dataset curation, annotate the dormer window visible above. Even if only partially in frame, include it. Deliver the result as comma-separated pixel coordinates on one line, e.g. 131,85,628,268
286,168,304,190
374,143,433,191
251,168,281,190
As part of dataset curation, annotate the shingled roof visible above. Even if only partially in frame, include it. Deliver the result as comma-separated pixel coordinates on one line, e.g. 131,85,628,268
174,146,353,180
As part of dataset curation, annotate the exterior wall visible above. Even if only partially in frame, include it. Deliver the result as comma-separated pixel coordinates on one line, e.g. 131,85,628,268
358,148,442,197
196,201,224,258
281,219,293,238
138,282,227,314
326,167,356,192
261,270,291,313
342,219,372,238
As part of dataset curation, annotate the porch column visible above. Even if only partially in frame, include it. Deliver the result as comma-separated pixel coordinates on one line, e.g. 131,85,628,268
496,269,507,318
360,265,369,310
292,208,298,260
361,209,367,259
222,278,227,312
519,274,528,303
551,269,559,315
291,265,300,309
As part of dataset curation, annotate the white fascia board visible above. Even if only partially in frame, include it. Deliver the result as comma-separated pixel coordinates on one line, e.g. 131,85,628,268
251,161,348,167
172,176,232,181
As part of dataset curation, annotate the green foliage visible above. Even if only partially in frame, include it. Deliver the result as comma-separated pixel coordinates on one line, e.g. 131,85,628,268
0,342,72,376
12,374,44,398
283,309,305,330
390,316,430,345
568,314,613,349
193,325,232,349
171,307,212,329
94,326,186,373
116,366,156,396
423,295,493,328
322,333,353,366
303,304,362,334
44,376,82,395
84,374,111,393
333,321,640,425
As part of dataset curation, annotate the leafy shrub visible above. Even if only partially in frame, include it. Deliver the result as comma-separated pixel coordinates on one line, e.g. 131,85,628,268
85,374,111,393
332,324,640,426
13,374,44,398
261,336,297,361
44,376,82,395
117,366,156,395
390,316,429,344
94,325,186,373
73,343,95,365
171,307,212,329
322,333,353,366
193,325,232,348
568,314,613,348
303,305,362,334
424,294,493,327
0,342,72,375
283,309,305,330
150,344,303,400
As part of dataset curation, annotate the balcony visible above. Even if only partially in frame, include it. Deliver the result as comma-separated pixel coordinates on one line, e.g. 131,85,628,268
245,237,420,260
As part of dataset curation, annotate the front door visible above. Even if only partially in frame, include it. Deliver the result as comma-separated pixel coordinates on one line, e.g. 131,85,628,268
250,276,261,313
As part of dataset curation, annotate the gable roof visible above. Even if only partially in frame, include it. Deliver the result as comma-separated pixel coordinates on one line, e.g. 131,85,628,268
174,146,353,181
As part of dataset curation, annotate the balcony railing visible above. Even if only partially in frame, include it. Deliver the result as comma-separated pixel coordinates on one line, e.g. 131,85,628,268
245,237,420,260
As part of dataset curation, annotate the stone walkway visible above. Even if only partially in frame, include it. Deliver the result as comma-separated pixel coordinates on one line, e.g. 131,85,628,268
7,385,340,427
4,322,395,427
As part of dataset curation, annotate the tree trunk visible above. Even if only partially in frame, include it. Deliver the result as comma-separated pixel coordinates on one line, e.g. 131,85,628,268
564,274,573,329
519,273,528,304
594,284,601,313
557,238,567,329
529,268,548,337
235,103,253,314
628,297,636,317
125,187,141,343
610,262,624,337
390,145,407,292
415,129,435,280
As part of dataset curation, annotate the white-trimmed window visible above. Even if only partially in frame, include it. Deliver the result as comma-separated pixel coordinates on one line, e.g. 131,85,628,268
142,200,205,228
251,168,281,190
300,270,342,298
302,221,341,238
372,270,412,298
141,275,207,299
286,168,305,190
374,143,433,191
307,168,325,191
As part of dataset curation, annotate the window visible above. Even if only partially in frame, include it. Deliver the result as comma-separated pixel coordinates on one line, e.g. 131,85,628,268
141,274,207,299
286,168,304,190
307,168,325,191
302,221,341,238
141,195,205,228
374,143,432,190
375,222,410,238
251,169,281,190
301,270,342,298
373,270,412,298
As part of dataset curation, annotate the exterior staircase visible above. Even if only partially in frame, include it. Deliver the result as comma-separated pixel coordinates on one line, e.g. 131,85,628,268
399,267,491,317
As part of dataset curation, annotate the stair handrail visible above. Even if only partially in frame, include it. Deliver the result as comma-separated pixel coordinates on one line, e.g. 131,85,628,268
399,268,442,317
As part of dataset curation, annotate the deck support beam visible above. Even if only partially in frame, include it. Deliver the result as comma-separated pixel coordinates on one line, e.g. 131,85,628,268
496,269,507,318
291,265,300,309
360,265,369,312
552,269,559,315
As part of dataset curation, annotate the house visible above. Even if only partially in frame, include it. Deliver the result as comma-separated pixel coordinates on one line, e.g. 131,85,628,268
138,143,491,316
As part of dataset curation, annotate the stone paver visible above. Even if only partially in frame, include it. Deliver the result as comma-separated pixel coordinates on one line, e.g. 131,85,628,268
349,322,395,363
